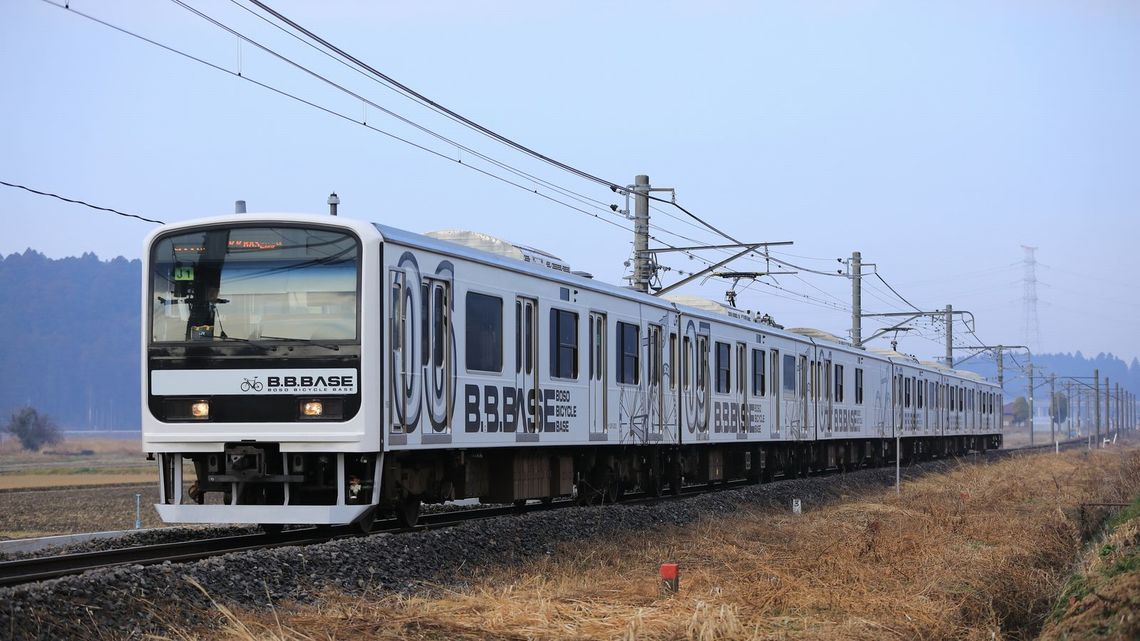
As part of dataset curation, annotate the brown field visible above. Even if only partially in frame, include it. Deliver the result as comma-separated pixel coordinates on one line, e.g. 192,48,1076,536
179,444,1140,641
0,435,168,538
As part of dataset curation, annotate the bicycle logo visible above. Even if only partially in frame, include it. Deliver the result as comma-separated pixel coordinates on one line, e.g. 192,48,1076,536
240,376,264,392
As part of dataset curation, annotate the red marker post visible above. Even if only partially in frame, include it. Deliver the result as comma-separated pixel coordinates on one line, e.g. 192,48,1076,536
660,563,680,594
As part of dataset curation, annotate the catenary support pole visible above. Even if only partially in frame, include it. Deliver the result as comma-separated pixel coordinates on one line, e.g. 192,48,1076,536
1028,361,1035,446
945,304,953,367
851,251,862,348
1049,373,1056,445
1095,369,1101,447
632,175,650,293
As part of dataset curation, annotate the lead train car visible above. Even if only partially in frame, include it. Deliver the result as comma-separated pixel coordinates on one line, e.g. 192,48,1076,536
142,213,1002,529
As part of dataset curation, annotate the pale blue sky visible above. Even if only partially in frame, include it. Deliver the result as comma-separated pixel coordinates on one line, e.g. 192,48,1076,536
2,0,1138,367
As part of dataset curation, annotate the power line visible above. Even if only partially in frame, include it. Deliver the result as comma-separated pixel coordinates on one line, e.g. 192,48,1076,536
248,0,620,191
0,180,164,224
43,0,636,236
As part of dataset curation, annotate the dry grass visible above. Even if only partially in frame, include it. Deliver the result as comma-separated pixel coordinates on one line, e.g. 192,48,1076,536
166,444,1140,641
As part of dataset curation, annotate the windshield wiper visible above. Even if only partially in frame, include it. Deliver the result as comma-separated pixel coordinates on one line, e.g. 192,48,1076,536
257,335,342,351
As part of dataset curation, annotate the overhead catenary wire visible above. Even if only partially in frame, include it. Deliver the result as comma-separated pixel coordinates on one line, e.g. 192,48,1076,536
0,179,164,225
41,0,639,237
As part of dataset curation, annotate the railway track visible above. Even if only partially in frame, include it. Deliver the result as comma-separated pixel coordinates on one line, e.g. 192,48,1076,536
0,438,1107,589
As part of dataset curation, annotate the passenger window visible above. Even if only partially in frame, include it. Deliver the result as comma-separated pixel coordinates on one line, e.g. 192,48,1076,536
465,292,502,372
549,308,578,379
715,341,731,393
752,348,765,396
616,321,640,385
782,354,796,394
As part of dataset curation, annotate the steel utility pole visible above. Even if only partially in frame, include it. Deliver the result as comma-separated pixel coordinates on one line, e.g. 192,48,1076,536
851,251,862,347
945,305,953,366
632,175,651,293
1066,379,1072,438
1094,369,1101,446
1028,362,1035,446
1049,373,1056,444
1105,377,1111,442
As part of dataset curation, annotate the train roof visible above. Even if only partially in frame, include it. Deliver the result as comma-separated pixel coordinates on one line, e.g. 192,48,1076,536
150,214,999,388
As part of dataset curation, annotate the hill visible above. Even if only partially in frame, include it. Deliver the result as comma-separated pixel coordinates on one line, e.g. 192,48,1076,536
0,249,140,430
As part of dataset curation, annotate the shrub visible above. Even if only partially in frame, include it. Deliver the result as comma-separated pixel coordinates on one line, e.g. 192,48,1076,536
4,406,62,451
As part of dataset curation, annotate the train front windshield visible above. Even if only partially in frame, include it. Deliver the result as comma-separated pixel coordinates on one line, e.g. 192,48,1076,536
150,226,359,343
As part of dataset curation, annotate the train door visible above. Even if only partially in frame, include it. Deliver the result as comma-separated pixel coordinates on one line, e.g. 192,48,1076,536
589,312,607,437
698,333,711,433
824,359,833,435
736,341,748,435
799,354,809,439
515,297,538,433
389,270,411,436
648,324,664,438
770,349,780,437
424,278,452,438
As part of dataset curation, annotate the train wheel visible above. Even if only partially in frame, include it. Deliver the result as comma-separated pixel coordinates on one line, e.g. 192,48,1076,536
259,523,283,536
395,495,420,528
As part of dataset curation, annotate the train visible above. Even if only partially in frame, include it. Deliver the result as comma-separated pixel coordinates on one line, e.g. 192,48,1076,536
141,212,1003,531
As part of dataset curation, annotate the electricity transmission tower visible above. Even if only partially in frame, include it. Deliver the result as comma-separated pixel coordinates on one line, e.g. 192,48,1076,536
1021,245,1041,353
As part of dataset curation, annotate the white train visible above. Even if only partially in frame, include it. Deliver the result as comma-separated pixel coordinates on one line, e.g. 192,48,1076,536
142,213,1002,530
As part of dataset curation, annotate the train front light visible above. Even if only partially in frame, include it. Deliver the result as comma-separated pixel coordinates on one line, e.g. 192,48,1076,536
190,401,210,419
299,398,343,420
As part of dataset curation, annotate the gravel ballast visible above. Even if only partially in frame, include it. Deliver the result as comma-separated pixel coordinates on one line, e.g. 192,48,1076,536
0,460,969,640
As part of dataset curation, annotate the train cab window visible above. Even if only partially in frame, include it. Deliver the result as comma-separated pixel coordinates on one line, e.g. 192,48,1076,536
617,321,640,385
549,308,578,379
715,342,731,393
782,354,796,395
465,292,503,372
854,368,864,404
752,348,765,396
835,364,844,403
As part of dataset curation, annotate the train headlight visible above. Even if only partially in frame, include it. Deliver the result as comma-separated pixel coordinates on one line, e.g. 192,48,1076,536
299,398,343,420
190,401,210,419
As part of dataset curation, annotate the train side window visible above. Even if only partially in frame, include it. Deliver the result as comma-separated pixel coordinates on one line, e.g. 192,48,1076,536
835,364,844,403
432,285,446,367
617,321,640,385
697,336,709,391
670,332,678,390
515,301,521,373
752,348,765,396
465,292,502,372
770,350,779,396
854,368,863,404
648,325,662,387
737,344,746,395
782,354,796,395
549,308,578,379
715,341,731,394
917,379,924,409
683,336,692,390
825,361,832,401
